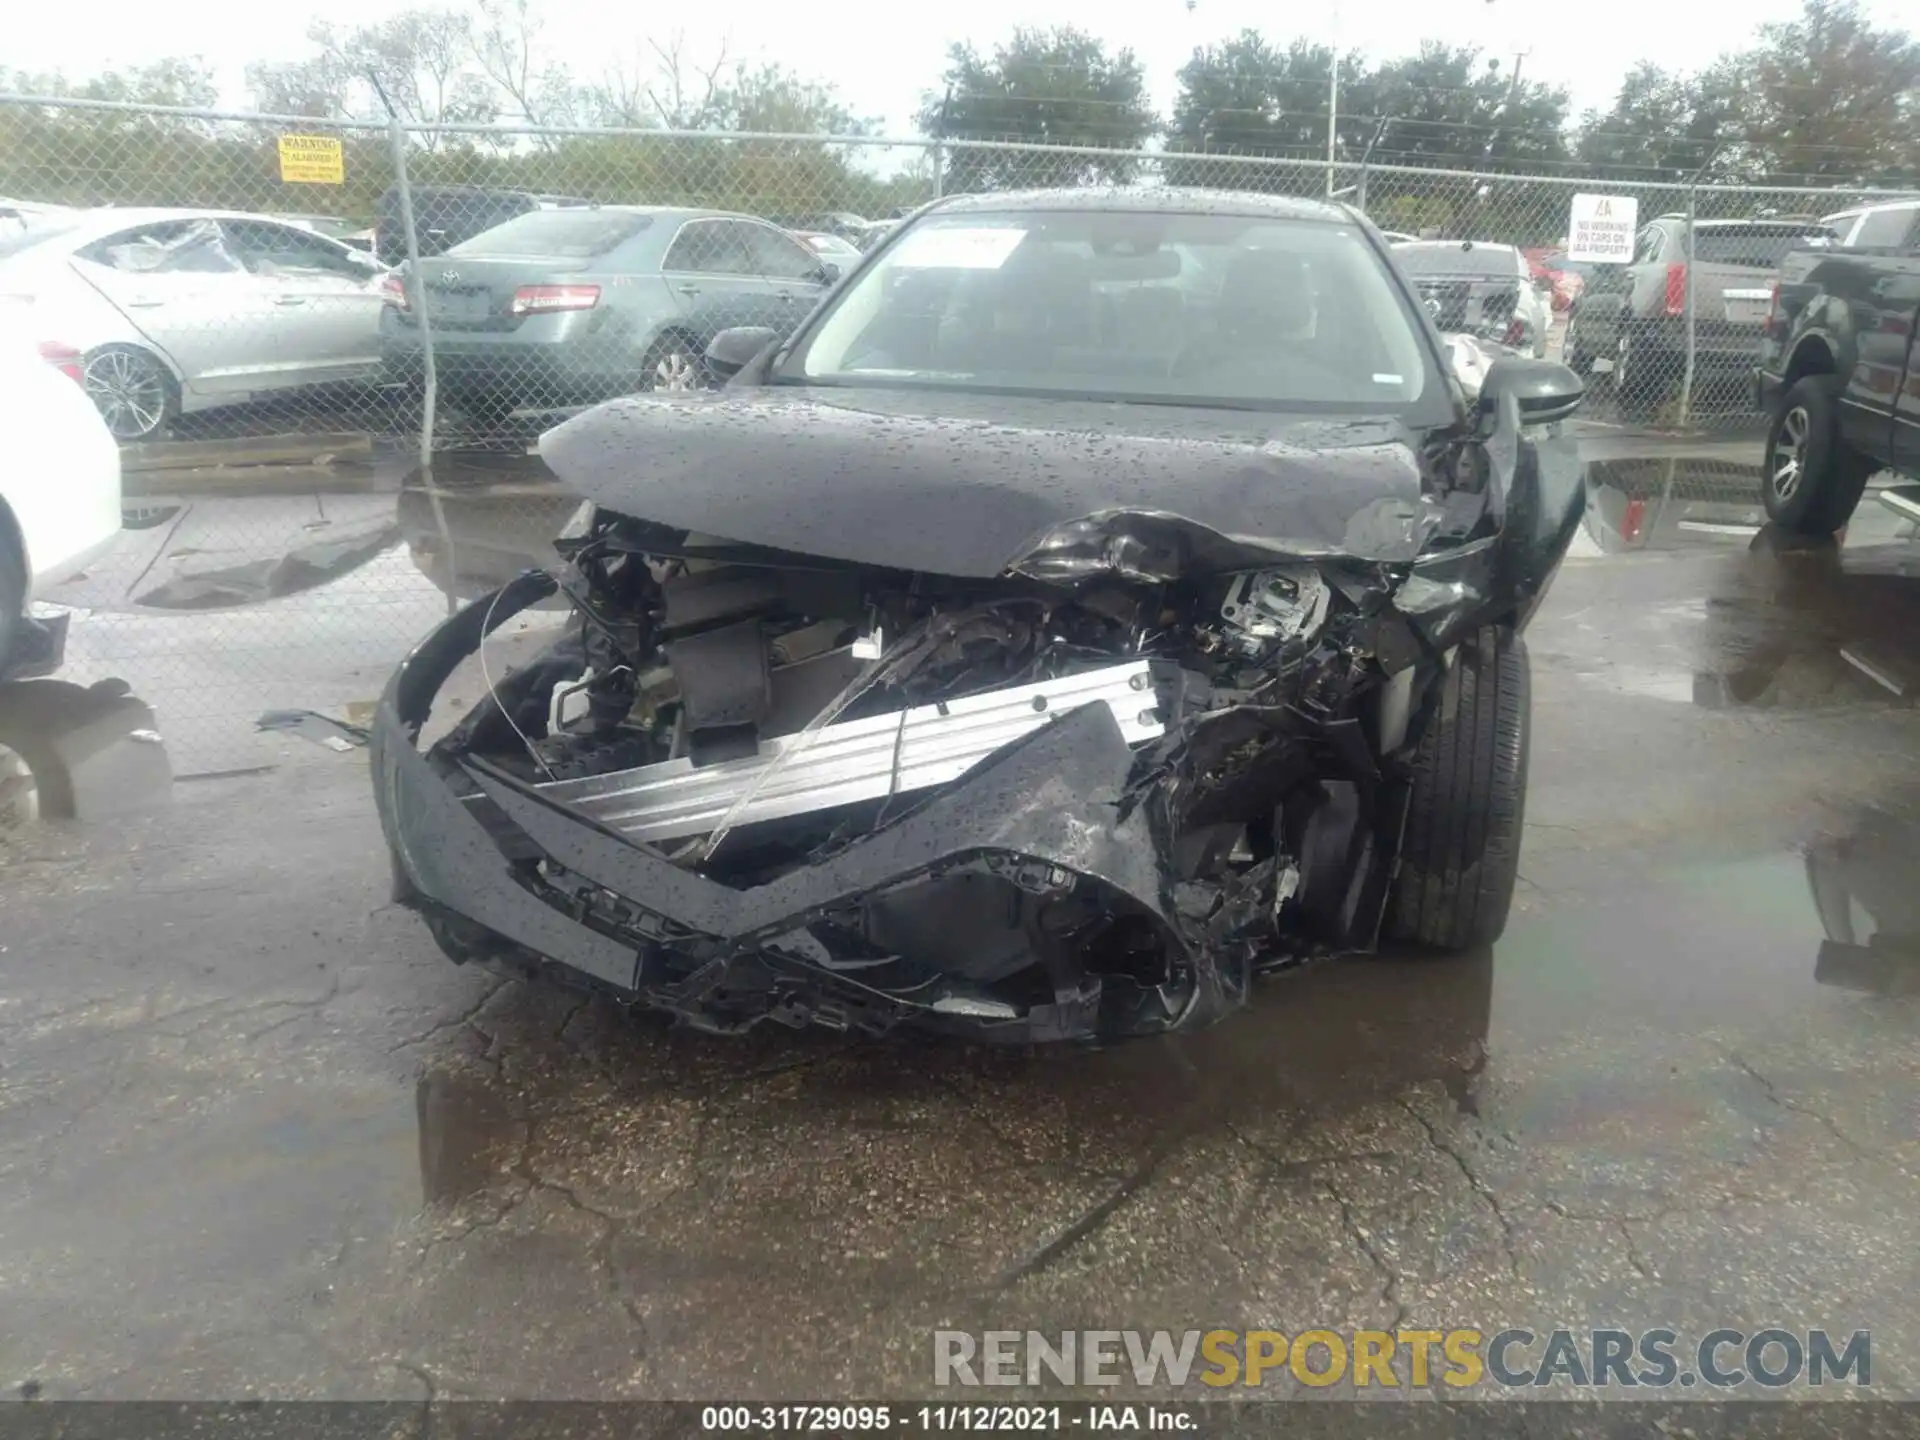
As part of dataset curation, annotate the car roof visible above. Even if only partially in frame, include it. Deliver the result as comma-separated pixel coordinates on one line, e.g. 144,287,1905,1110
927,187,1358,224
1684,217,1831,229
1823,199,1919,220
465,204,753,224
39,207,338,242
1393,239,1521,252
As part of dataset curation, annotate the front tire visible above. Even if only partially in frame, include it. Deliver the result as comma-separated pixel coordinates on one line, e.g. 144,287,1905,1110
1387,627,1529,951
1761,375,1876,534
0,522,23,678
83,344,176,441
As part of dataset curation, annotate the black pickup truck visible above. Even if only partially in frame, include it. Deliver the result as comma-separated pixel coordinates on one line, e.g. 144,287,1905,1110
1755,236,1920,533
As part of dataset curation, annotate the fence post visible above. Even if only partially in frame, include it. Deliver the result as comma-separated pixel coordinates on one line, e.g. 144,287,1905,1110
931,88,950,200
383,112,437,468
1679,183,1698,430
377,99,459,614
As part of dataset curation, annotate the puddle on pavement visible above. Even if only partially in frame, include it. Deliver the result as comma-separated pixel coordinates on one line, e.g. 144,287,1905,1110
134,519,401,610
1582,453,1920,557
1570,455,1920,712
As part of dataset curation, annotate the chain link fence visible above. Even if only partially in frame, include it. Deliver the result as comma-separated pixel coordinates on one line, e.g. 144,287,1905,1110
1,91,1912,771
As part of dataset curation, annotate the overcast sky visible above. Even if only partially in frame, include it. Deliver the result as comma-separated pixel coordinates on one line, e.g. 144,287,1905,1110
10,0,1912,136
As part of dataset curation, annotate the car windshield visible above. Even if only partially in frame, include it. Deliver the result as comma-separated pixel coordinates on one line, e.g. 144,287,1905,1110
1689,226,1833,265
1395,244,1520,278
788,209,1438,412
449,210,652,260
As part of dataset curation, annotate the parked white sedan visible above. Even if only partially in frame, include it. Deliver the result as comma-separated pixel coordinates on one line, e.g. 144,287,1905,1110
0,311,122,681
0,208,388,440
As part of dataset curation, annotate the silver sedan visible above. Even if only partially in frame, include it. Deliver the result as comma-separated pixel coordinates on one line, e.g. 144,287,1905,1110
0,207,388,440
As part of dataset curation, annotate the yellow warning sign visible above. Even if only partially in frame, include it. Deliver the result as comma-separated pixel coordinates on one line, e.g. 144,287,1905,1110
278,134,345,185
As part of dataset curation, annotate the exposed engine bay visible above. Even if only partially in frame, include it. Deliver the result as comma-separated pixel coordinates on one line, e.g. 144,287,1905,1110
390,502,1468,1043
371,376,1584,1044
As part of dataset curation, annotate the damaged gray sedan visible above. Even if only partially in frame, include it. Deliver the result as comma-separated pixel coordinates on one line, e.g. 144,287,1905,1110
371,191,1587,1043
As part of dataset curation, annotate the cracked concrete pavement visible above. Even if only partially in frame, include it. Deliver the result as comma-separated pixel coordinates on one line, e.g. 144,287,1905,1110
4,485,1920,1406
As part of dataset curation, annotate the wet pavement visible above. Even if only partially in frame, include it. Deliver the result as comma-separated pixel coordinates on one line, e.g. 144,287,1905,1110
4,450,1920,1405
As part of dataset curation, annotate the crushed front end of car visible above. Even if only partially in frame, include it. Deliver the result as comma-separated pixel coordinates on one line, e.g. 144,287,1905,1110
373,391,1580,1042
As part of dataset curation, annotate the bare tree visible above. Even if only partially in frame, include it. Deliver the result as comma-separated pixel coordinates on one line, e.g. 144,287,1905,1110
245,55,354,119
585,32,731,128
309,9,497,146
472,0,582,135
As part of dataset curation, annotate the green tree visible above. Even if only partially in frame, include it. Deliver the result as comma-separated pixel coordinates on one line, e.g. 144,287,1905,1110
1367,44,1570,170
919,27,1157,190
1732,0,1919,182
1171,35,1395,157
1164,32,1383,192
1573,62,1741,181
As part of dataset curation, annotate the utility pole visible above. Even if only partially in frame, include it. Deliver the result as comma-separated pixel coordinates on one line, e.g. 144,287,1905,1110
1480,48,1531,162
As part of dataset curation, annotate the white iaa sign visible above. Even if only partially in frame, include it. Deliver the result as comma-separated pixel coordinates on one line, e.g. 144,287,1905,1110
1566,193,1639,263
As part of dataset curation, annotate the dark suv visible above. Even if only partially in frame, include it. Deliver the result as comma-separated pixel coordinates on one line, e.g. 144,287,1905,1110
373,186,591,265
1566,215,1835,414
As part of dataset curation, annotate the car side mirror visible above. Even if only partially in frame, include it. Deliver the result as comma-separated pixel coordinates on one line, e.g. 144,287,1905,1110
705,326,781,380
809,262,839,285
1479,357,1584,426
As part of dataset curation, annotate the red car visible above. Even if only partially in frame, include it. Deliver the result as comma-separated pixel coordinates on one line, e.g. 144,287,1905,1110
1523,248,1590,312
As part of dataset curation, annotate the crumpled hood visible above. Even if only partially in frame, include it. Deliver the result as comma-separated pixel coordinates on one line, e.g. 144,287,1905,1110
538,388,1443,578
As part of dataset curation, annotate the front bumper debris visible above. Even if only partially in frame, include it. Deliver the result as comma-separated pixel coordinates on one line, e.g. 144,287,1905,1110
371,574,1242,1042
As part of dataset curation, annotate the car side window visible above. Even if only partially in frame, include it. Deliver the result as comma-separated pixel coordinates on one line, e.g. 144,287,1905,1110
1631,227,1661,265
221,221,368,278
739,222,826,282
81,219,244,275
1852,206,1920,250
664,219,755,276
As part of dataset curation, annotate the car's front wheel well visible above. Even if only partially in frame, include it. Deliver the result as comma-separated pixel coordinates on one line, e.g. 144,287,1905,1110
645,325,703,358
0,496,27,581
0,495,27,603
1784,336,1837,386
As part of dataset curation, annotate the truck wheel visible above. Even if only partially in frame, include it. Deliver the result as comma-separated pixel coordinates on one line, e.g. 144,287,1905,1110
1387,626,1528,951
1612,332,1667,419
1564,329,1593,376
1762,376,1877,534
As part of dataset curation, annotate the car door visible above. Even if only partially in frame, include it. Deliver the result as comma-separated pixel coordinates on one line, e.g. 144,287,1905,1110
68,217,282,396
1880,246,1920,472
219,219,385,389
658,218,783,342
737,220,832,333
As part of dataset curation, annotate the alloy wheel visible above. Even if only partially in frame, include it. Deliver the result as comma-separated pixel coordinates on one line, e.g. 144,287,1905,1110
1771,406,1809,501
651,350,705,392
84,350,168,440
